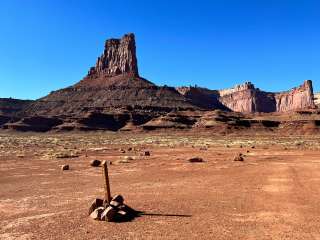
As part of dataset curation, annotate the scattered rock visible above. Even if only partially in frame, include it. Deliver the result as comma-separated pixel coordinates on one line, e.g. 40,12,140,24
90,206,105,220
233,153,244,161
127,147,133,151
110,200,121,208
124,156,134,160
101,206,117,221
90,159,101,167
112,195,124,205
144,151,150,156
61,164,69,170
199,147,207,151
88,198,104,215
251,146,255,149
188,157,204,163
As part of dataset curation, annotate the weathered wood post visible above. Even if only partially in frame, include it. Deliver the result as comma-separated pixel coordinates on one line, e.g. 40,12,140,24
102,161,112,203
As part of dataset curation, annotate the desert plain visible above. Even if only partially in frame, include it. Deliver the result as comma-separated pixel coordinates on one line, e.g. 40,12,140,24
1,132,320,239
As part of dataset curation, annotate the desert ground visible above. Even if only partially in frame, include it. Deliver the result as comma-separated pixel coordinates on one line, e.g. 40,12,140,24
1,132,320,239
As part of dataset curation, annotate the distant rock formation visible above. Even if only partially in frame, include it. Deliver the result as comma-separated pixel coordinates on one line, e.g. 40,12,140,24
0,33,318,132
314,93,320,108
21,33,196,122
176,86,228,110
88,33,138,77
218,80,315,113
274,80,315,112
0,98,33,116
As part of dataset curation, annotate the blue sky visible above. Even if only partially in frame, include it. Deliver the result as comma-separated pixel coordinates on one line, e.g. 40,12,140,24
0,0,319,99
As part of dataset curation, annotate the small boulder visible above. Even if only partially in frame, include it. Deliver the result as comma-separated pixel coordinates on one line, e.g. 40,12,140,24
88,198,104,215
112,194,124,205
90,206,105,220
233,153,244,161
188,157,204,163
144,151,150,156
61,164,69,171
110,200,121,208
101,206,117,222
90,159,101,167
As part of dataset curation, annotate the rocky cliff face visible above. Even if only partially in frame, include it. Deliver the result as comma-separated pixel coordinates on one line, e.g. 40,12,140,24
0,98,33,116
22,33,196,119
218,80,315,113
176,86,227,110
275,80,315,112
1,32,318,132
314,93,320,108
88,33,138,77
218,82,256,112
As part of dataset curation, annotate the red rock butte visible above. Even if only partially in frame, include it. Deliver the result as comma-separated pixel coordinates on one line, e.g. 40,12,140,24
0,33,318,132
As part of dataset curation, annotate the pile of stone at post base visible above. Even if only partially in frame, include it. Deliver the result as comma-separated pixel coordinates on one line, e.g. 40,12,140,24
89,194,137,222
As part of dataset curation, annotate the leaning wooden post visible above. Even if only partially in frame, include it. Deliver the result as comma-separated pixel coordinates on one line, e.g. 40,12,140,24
102,161,112,204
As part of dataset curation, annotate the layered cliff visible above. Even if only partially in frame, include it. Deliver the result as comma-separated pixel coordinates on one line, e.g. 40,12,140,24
217,80,315,113
314,93,320,108
0,98,33,116
0,32,318,132
22,33,195,118
88,33,138,77
275,80,315,112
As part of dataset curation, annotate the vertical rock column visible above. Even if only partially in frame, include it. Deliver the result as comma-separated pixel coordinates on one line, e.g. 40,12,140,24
89,33,139,77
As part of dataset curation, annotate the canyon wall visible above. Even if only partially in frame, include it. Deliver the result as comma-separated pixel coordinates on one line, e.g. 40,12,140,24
275,80,315,112
218,80,315,113
314,93,320,108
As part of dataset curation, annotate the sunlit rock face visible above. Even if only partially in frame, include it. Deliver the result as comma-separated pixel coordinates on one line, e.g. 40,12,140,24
88,33,138,77
217,80,315,113
314,92,320,108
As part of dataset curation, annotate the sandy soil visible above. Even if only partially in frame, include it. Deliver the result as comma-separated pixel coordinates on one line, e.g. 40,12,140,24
1,132,320,239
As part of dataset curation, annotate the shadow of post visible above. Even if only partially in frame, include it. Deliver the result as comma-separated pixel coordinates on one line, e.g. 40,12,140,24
113,205,192,223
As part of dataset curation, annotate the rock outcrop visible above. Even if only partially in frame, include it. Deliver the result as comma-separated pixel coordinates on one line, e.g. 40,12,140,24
0,32,318,132
18,33,196,131
217,80,315,113
176,86,228,110
0,98,33,116
88,33,138,77
314,93,320,108
275,80,315,112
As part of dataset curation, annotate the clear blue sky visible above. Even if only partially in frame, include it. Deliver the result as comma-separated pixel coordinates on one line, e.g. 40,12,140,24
0,0,319,99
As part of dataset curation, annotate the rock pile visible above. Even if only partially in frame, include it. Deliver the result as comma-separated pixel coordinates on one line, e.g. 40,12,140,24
233,153,244,161
89,195,137,222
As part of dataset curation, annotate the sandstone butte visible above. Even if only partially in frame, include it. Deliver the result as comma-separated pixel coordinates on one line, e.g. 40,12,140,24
0,33,318,132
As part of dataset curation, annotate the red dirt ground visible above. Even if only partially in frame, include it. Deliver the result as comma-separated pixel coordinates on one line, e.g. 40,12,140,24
1,132,320,239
